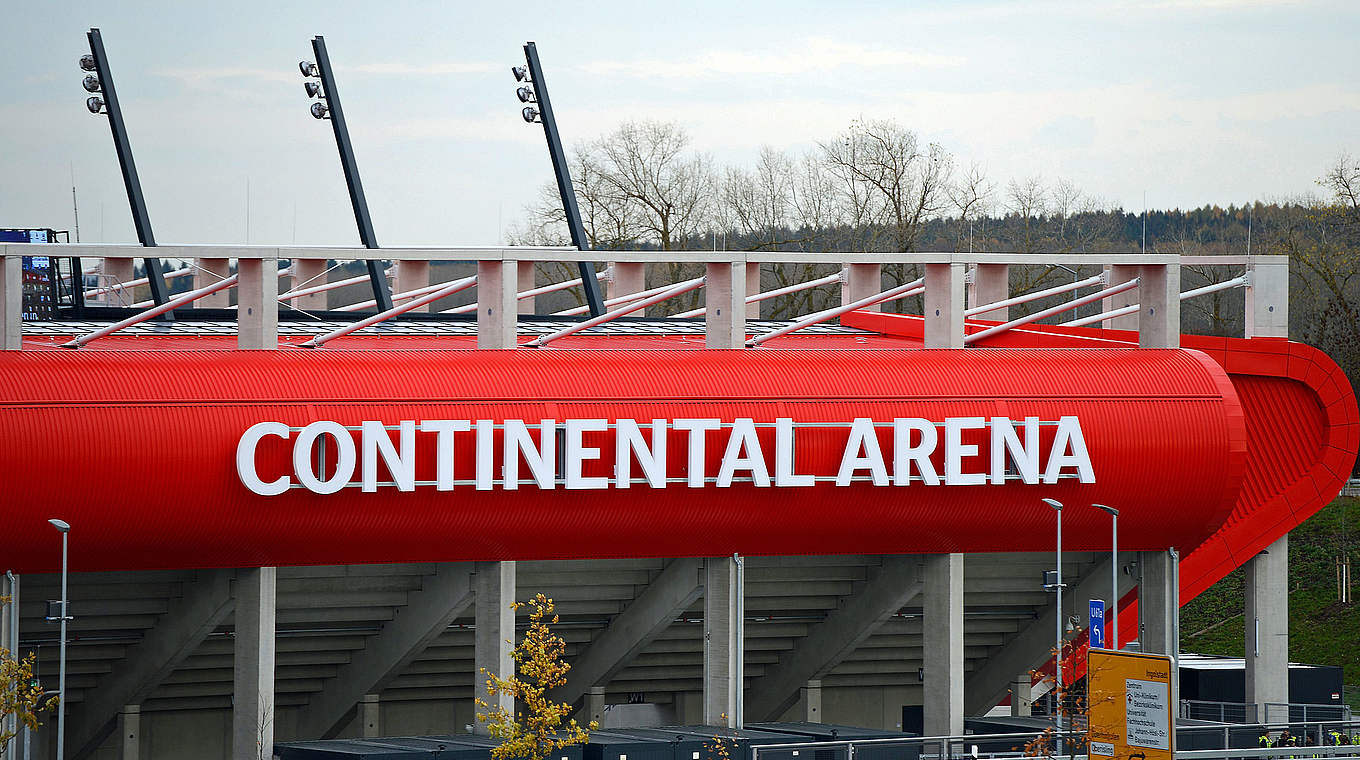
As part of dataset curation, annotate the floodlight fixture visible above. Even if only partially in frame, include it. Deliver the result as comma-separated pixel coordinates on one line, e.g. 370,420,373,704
79,54,97,71
522,106,540,123
299,60,318,77
82,74,101,93
48,518,71,533
511,65,529,81
516,86,536,103
304,81,322,98
85,96,105,114
310,101,329,119
1041,497,1063,511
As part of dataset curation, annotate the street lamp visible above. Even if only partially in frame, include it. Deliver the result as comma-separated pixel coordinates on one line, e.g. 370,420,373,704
47,519,71,760
1092,503,1119,649
1041,498,1063,736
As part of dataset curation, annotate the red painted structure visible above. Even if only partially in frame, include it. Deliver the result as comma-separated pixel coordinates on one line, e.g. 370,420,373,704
0,316,1355,630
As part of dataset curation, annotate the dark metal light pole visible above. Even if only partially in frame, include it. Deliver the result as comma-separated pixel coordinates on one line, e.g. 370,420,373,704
84,28,172,317
519,42,605,317
303,36,393,311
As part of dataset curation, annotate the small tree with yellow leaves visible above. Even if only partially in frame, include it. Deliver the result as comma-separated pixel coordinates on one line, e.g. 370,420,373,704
476,594,598,760
2,597,57,752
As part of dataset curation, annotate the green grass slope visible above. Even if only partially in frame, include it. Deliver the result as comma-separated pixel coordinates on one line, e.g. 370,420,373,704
1181,496,1360,710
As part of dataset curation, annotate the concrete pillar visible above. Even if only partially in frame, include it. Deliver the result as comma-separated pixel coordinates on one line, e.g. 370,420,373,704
1138,551,1176,657
1,255,18,350
237,258,278,350
1138,264,1180,348
359,694,381,738
801,680,823,723
610,262,646,306
291,259,329,311
1010,675,1033,716
197,258,231,308
395,260,430,312
703,557,741,726
1246,534,1289,723
586,686,607,728
101,258,135,306
473,561,516,734
967,263,1009,321
517,261,536,315
1102,265,1141,331
117,705,140,760
745,262,761,319
704,261,746,349
233,567,276,760
924,262,966,348
476,260,518,349
923,553,964,736
1245,257,1289,338
841,263,882,310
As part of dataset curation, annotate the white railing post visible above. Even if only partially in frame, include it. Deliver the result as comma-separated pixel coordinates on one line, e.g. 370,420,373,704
610,262,646,315
1139,263,1180,348
395,260,430,313
478,259,518,349
291,259,329,311
2,255,20,350
925,262,966,348
1246,256,1289,338
967,263,1010,321
197,258,231,308
237,253,278,349
517,261,537,315
705,260,746,348
1104,264,1141,330
841,262,882,311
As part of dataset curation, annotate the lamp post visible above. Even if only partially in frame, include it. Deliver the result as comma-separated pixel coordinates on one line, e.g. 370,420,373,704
1092,504,1119,650
47,519,71,760
1041,498,1063,739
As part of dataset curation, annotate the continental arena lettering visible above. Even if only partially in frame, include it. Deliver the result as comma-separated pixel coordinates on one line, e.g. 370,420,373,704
235,416,1095,496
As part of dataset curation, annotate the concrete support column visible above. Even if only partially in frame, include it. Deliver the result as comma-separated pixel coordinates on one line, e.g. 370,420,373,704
610,262,646,308
474,561,516,734
923,553,964,736
1138,551,1176,657
517,261,536,315
233,567,276,760
395,260,430,312
1102,265,1141,331
1,256,18,350
703,557,741,726
1245,256,1289,338
359,694,381,738
117,705,140,760
1246,534,1289,723
745,262,761,319
1010,675,1033,716
801,680,823,723
924,262,966,348
237,258,278,350
841,263,882,309
476,260,518,349
704,261,746,349
291,259,329,311
197,258,231,308
1138,264,1180,348
101,258,135,306
586,686,607,728
967,263,1010,321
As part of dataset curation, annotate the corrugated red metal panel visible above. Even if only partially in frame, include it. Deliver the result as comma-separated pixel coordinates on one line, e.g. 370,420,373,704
0,348,1244,572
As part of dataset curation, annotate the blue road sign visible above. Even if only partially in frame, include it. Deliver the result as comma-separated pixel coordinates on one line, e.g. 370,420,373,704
1089,599,1106,649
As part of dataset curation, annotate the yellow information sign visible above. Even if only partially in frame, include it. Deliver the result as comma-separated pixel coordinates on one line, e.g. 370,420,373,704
1087,649,1175,760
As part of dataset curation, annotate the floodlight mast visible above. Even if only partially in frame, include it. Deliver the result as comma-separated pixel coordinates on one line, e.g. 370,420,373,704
521,42,605,317
309,35,393,311
85,28,173,316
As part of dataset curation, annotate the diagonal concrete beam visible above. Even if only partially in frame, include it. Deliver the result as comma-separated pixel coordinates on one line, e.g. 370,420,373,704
746,554,923,721
70,569,235,760
295,562,476,740
964,553,1135,715
555,558,703,709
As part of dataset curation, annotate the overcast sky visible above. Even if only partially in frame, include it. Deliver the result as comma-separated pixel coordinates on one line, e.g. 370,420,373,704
3,0,1356,247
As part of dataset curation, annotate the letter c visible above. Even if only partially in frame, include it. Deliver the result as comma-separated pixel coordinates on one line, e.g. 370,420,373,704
237,422,292,496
